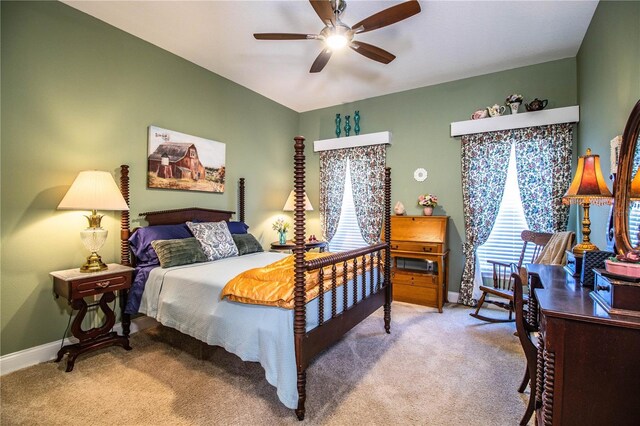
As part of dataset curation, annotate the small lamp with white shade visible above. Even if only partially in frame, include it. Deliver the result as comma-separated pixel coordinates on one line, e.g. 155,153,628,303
57,170,129,273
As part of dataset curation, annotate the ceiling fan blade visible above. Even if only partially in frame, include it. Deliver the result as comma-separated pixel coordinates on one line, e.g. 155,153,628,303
254,33,315,40
309,0,336,26
350,41,396,64
310,48,332,73
351,0,421,34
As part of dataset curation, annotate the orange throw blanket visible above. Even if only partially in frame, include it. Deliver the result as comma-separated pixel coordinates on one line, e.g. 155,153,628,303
221,253,363,309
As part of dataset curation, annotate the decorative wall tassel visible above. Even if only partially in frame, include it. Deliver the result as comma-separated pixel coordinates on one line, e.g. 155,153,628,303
344,115,351,137
354,111,360,135
335,114,341,138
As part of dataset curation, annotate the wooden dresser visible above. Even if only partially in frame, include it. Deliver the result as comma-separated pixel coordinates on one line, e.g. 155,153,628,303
527,264,640,425
388,216,449,312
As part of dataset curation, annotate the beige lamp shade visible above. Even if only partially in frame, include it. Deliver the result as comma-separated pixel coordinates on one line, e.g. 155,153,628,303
58,170,129,211
562,149,613,205
283,190,313,211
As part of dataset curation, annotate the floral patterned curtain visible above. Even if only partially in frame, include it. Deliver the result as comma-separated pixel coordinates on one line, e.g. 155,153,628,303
349,145,386,244
513,124,573,232
319,150,348,243
458,124,575,306
458,133,512,306
320,145,386,245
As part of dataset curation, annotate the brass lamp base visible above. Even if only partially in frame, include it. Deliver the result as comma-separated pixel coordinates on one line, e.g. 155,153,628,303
80,252,108,273
572,241,599,256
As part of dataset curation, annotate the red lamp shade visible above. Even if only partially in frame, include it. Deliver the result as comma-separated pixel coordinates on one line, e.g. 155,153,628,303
631,168,640,200
563,148,613,205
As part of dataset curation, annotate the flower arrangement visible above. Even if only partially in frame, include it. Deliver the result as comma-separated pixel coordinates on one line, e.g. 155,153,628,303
272,217,290,233
505,93,523,104
417,194,438,208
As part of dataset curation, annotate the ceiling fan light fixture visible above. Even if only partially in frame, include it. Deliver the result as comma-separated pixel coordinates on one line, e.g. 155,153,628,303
325,33,348,50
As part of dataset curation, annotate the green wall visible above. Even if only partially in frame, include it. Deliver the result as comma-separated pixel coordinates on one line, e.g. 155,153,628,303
299,59,578,295
1,1,299,356
576,0,640,251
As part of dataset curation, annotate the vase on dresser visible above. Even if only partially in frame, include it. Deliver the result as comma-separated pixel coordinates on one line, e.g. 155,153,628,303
509,102,521,114
423,207,434,216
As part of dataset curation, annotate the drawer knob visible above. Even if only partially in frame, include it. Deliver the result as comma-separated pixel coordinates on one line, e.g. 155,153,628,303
422,247,432,252
96,280,111,288
597,285,610,292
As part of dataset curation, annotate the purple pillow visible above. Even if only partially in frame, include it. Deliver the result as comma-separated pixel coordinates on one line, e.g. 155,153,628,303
227,221,249,234
129,223,192,265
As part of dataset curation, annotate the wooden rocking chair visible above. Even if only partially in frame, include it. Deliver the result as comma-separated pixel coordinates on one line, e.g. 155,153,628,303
469,230,552,323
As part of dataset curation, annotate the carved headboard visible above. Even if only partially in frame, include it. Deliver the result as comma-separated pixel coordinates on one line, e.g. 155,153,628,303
139,207,234,226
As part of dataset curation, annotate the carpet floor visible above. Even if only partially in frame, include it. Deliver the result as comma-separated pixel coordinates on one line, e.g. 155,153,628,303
1,303,532,425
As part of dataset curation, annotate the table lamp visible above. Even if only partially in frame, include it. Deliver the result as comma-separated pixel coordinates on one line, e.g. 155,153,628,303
57,170,129,272
283,190,314,211
562,148,613,255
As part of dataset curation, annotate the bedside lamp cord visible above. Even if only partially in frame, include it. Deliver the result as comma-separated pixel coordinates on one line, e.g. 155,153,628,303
59,310,73,352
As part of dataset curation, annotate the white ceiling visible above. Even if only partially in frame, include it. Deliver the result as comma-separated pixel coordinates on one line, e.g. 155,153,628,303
64,0,598,112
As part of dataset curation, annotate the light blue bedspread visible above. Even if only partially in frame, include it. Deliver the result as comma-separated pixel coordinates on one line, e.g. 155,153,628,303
139,252,378,409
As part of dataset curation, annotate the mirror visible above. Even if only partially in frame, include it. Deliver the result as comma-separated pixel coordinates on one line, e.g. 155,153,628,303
614,100,640,254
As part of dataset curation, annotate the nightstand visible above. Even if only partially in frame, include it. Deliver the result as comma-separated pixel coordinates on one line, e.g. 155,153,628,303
270,240,328,252
51,263,133,372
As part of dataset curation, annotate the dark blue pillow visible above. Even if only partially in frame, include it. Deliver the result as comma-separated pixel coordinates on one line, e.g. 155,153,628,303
227,221,249,234
129,223,192,265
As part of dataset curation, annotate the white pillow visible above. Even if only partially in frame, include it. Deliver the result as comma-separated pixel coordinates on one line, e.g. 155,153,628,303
186,221,239,261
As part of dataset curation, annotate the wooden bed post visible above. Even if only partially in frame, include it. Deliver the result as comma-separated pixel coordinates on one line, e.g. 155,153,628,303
384,167,392,334
120,165,131,267
293,136,307,421
238,177,245,223
119,164,131,337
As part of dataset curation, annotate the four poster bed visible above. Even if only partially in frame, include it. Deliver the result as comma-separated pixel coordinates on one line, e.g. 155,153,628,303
117,136,392,420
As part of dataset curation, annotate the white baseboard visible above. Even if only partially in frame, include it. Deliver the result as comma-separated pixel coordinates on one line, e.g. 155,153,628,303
0,316,158,376
447,291,459,303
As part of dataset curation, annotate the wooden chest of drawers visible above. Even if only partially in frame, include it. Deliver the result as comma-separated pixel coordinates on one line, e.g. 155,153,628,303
387,216,449,312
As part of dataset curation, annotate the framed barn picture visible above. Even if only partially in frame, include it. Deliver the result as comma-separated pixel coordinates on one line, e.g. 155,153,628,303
147,126,226,193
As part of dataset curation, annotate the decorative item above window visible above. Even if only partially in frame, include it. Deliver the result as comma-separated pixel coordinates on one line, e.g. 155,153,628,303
313,131,391,152
450,106,580,137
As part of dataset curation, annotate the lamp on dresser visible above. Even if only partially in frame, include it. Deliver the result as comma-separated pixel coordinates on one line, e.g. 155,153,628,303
562,148,613,255
57,170,129,272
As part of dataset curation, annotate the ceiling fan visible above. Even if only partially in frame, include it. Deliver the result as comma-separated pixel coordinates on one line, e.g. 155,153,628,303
253,0,421,73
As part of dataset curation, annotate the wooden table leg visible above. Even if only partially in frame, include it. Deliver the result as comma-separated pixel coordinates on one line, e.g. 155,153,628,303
58,291,130,371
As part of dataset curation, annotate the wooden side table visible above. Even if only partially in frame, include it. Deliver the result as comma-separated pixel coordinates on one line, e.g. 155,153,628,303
270,240,328,252
51,263,133,371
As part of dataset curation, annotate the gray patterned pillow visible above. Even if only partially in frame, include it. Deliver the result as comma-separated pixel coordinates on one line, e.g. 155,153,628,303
186,221,239,261
150,237,207,268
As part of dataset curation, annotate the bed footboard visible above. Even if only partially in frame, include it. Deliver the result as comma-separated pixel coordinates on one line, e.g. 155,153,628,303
292,137,391,420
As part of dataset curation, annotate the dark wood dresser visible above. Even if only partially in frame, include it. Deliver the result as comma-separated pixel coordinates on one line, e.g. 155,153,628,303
527,264,640,426
388,216,449,312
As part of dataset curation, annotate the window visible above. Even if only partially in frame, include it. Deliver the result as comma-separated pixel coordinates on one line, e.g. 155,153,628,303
630,202,640,248
329,160,367,252
476,143,535,276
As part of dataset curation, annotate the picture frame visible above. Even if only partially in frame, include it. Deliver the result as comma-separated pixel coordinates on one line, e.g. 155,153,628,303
147,126,226,193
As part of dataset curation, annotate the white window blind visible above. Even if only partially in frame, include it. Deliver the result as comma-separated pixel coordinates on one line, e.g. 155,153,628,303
630,202,640,248
476,143,535,276
329,160,367,252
